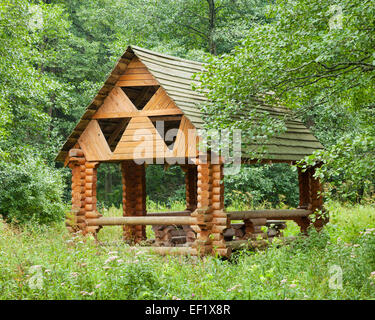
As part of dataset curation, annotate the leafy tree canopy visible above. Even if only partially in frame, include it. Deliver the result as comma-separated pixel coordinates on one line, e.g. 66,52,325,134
199,0,375,201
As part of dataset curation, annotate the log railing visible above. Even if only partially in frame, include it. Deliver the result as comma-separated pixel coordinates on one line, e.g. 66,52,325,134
86,209,311,227
228,209,311,220
87,216,197,226
146,211,191,217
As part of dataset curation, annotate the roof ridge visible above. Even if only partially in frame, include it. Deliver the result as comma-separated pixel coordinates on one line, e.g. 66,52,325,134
131,45,205,67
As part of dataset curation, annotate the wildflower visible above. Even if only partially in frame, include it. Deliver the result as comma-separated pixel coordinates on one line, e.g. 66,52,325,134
80,291,88,296
45,269,51,273
95,283,102,289
192,293,195,297
353,244,360,248
104,256,119,264
70,272,78,278
289,284,297,288
280,279,287,284
108,251,118,255
117,259,124,263
172,296,181,300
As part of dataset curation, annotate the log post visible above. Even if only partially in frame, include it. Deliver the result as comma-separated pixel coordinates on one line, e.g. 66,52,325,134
191,155,230,257
310,166,328,231
66,146,101,235
121,161,147,244
84,161,101,235
295,166,311,233
183,164,197,212
66,148,86,233
296,165,327,233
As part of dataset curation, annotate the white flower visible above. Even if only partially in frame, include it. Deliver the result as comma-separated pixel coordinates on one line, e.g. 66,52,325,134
104,256,119,264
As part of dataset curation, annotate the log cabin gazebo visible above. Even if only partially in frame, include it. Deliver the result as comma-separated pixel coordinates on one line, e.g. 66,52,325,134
56,46,326,257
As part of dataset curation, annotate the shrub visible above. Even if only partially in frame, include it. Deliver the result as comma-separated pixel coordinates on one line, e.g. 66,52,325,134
0,153,65,224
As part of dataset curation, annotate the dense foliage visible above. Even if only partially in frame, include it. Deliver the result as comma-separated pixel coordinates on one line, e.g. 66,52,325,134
0,152,65,224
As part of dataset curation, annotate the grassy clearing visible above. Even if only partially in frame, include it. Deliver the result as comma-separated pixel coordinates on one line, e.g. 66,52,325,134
0,202,375,300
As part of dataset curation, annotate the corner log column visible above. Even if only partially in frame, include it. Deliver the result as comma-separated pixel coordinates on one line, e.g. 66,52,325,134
296,166,327,233
84,161,101,234
66,147,101,235
121,161,147,244
191,156,230,257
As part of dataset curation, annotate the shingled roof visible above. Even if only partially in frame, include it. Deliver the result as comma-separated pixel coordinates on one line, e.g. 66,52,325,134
56,45,323,163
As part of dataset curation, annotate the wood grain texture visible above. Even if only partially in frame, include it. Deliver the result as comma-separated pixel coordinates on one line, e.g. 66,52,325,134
173,116,198,158
93,109,183,119
78,120,112,161
94,87,137,119
143,87,180,111
112,116,172,160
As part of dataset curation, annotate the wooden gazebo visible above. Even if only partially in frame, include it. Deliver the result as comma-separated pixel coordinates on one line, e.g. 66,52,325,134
56,46,326,257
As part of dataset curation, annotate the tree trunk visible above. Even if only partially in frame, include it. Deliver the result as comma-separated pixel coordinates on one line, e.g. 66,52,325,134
207,0,217,55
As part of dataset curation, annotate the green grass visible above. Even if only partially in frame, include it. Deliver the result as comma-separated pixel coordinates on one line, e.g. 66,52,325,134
0,202,375,299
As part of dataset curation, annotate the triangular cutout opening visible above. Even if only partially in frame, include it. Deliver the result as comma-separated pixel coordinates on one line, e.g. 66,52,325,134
149,116,182,151
98,118,131,152
121,86,159,110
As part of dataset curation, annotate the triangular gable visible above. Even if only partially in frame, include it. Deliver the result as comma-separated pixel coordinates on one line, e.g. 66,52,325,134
94,87,137,118
172,116,198,158
111,117,173,160
143,87,181,111
78,120,112,161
